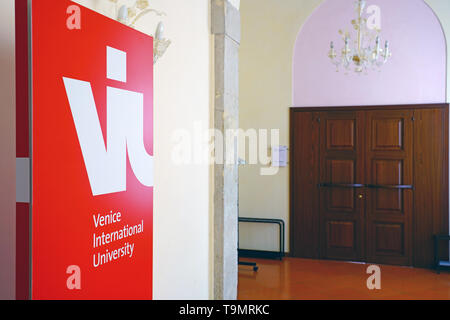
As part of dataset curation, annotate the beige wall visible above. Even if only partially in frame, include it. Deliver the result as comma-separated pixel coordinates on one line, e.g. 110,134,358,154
0,0,16,300
239,0,449,253
239,0,321,252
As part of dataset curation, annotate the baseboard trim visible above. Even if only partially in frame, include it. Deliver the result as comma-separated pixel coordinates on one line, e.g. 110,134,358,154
238,249,285,260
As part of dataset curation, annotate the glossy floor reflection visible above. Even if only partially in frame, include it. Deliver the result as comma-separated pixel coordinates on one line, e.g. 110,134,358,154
238,257,450,300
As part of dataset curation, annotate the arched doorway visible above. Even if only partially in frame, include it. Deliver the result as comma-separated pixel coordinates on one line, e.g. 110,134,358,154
290,0,448,267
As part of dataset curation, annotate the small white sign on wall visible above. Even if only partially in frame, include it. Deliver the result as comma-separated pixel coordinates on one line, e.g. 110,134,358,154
271,146,288,167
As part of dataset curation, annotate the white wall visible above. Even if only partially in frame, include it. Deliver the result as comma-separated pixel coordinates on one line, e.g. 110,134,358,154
67,0,213,299
229,0,240,10
0,0,16,300
147,0,212,300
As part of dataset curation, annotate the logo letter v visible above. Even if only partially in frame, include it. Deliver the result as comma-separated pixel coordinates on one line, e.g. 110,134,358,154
62,77,153,196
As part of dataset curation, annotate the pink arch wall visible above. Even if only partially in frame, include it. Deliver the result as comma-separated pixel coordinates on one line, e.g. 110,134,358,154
293,0,447,107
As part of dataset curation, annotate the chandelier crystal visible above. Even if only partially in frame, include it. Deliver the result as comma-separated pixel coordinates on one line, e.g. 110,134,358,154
328,0,391,74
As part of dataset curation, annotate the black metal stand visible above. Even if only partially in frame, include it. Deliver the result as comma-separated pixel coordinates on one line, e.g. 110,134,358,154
237,216,259,272
434,234,450,274
238,217,285,260
238,260,259,272
237,217,285,272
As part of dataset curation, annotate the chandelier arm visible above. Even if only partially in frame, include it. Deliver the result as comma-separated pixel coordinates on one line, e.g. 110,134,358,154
357,1,362,54
129,8,166,28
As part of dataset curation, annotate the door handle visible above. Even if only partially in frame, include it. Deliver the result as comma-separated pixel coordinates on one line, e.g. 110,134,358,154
318,183,414,190
318,183,365,188
366,184,414,190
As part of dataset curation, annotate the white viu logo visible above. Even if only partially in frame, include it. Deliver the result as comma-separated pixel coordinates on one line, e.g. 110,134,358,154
63,46,154,196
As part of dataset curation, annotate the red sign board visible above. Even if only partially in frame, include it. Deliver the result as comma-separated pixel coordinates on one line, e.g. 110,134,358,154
25,0,154,299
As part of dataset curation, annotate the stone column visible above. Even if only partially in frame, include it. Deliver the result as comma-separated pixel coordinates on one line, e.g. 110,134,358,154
211,0,240,300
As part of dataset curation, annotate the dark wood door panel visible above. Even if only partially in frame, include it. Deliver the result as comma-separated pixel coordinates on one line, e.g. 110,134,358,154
290,111,320,259
371,118,404,151
325,220,357,258
368,221,410,265
326,119,356,151
373,222,404,256
365,110,413,265
413,108,449,267
372,159,405,213
373,159,403,185
319,111,365,261
326,158,356,211
374,189,403,212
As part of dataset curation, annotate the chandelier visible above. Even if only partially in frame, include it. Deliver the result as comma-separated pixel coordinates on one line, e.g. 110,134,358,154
328,0,391,74
110,0,171,64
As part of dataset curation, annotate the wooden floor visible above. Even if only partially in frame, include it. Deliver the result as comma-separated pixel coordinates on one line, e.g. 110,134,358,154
238,257,450,300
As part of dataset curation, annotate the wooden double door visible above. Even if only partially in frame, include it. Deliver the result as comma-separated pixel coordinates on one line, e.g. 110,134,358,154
320,109,413,265
290,105,449,267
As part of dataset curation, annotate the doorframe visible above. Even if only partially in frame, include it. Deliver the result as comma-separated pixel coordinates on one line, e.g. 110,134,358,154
210,0,241,300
